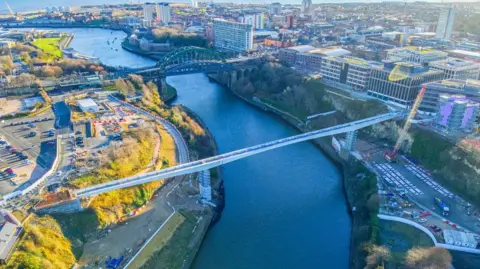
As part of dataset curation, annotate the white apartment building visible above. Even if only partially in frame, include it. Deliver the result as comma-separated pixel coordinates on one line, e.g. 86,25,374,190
213,19,253,52
386,46,448,64
429,58,480,80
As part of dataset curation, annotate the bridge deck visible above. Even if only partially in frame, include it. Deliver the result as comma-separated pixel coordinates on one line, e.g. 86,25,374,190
74,111,402,198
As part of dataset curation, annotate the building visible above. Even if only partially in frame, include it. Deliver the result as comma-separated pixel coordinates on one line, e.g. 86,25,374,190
0,210,22,264
420,79,480,113
279,45,351,70
269,2,282,15
429,58,480,80
448,49,480,62
386,46,448,64
436,8,455,41
302,0,313,15
435,94,479,135
321,56,382,91
191,0,198,8
143,4,154,27
240,13,264,30
77,98,99,113
367,61,444,106
213,19,253,52
156,3,171,24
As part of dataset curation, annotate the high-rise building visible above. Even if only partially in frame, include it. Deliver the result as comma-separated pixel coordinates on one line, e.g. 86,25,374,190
386,46,448,65
302,0,313,15
436,8,455,41
191,0,198,8
240,13,264,30
213,19,253,52
367,61,444,106
143,4,154,27
156,3,171,24
435,94,479,135
269,2,282,15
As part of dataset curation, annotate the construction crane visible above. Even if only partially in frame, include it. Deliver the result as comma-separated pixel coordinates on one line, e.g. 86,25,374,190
384,85,426,162
5,2,14,15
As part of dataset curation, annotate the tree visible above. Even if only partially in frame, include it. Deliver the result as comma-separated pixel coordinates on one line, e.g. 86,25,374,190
115,79,129,97
405,247,452,269
0,56,14,75
364,244,391,269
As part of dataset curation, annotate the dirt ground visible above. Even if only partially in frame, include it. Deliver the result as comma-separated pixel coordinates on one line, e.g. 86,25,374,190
78,196,173,267
0,99,24,117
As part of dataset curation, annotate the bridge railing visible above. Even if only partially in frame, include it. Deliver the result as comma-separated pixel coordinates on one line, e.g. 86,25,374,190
74,112,403,197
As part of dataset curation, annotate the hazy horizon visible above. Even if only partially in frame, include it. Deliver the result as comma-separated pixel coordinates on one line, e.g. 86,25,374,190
1,0,473,13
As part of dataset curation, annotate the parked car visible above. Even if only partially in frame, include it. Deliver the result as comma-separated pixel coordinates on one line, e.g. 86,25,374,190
429,225,442,233
418,218,427,223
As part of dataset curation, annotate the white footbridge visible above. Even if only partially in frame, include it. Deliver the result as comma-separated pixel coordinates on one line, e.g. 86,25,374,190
73,111,403,198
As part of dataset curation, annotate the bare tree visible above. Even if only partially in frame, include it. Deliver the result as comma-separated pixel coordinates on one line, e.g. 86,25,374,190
405,247,452,269
364,244,391,269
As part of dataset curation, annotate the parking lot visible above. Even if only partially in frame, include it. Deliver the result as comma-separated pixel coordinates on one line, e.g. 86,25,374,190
0,110,57,196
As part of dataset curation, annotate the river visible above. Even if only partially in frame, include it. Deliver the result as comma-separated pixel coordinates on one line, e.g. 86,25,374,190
37,28,351,269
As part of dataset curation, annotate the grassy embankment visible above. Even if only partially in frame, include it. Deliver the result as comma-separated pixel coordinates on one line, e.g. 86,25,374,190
6,215,76,269
70,129,161,226
31,38,63,61
131,210,204,269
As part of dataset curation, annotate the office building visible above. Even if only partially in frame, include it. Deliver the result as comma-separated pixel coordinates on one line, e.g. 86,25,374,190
386,46,448,64
302,0,313,15
435,94,479,135
240,13,264,30
321,57,382,91
279,46,350,70
213,19,253,52
367,61,444,106
269,2,282,15
436,8,455,41
156,3,171,24
143,4,154,27
448,49,480,61
429,58,480,80
420,79,480,113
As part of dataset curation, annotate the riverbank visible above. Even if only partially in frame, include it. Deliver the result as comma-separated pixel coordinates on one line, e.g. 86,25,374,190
209,74,369,269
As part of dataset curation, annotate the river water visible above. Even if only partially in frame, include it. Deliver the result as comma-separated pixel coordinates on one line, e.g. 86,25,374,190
38,28,351,269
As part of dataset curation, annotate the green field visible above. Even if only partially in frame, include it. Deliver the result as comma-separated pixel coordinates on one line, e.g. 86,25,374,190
32,38,63,60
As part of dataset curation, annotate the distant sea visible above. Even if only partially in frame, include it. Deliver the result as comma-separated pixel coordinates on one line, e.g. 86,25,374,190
1,0,457,14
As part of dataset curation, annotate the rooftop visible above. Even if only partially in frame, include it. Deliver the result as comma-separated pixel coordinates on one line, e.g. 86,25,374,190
309,46,351,57
286,45,315,53
430,58,479,69
448,49,480,58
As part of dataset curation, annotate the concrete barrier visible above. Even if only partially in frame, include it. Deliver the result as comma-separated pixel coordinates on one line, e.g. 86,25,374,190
378,214,480,254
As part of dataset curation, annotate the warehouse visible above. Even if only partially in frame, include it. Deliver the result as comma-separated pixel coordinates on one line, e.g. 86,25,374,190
77,98,99,113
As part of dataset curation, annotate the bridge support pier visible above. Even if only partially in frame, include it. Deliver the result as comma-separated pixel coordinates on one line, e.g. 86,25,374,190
345,130,358,152
199,170,212,202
